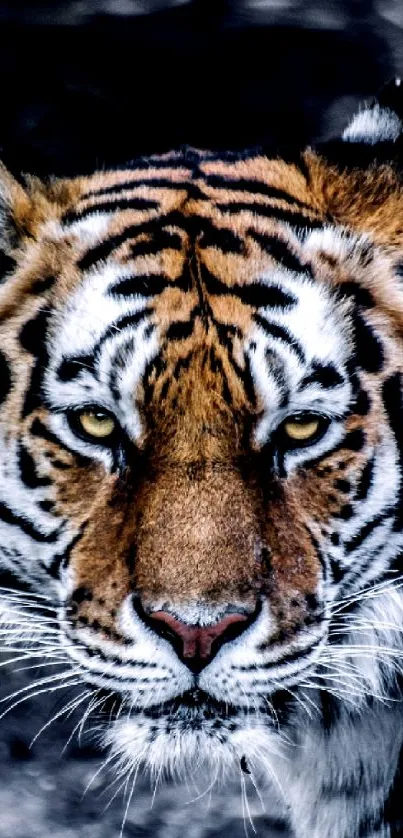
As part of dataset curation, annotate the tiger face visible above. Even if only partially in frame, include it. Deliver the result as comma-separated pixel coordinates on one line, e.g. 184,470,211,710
2,94,403,786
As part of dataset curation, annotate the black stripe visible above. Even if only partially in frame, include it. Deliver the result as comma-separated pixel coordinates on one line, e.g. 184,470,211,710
57,310,152,381
172,353,192,380
19,309,50,417
215,201,323,228
30,417,92,467
109,274,169,298
39,500,55,513
0,251,16,283
249,230,307,273
334,478,351,493
0,501,60,543
130,230,182,259
355,454,376,502
254,313,305,363
142,353,167,404
241,355,256,407
354,388,371,416
382,373,403,530
63,197,159,225
126,156,189,170
19,309,50,356
344,507,394,554
65,637,159,669
29,275,56,294
21,356,46,418
340,282,375,308
353,312,384,373
57,354,94,382
202,265,297,309
335,503,354,520
210,322,257,407
339,541,401,604
77,216,178,272
204,175,314,209
48,526,85,579
108,334,137,402
241,635,324,672
92,309,151,359
303,429,366,471
207,349,232,404
198,218,244,254
0,350,11,404
329,556,344,583
384,740,403,835
17,443,51,489
165,318,195,342
81,178,200,200
299,361,344,390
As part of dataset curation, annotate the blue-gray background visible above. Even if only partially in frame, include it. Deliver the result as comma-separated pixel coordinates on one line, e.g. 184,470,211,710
0,1,402,835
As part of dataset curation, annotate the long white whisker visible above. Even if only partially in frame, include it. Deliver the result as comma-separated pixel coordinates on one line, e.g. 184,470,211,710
13,659,70,673
0,587,51,601
0,679,84,722
29,689,92,748
0,669,82,706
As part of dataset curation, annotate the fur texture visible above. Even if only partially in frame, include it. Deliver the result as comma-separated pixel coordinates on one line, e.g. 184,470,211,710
2,86,403,836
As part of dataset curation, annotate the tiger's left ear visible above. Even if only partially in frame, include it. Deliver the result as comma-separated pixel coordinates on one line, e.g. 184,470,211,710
342,78,403,147
309,80,403,248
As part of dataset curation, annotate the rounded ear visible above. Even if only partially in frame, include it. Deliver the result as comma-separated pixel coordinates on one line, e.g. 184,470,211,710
315,78,403,170
342,78,403,147
305,80,403,249
0,163,32,282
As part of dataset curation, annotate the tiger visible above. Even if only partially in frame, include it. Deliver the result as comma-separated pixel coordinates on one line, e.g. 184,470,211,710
2,80,403,838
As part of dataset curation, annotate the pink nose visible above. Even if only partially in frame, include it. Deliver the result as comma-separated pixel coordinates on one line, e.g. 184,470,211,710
149,610,250,672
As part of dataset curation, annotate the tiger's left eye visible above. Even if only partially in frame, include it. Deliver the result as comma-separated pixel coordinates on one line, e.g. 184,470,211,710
79,410,116,439
281,414,328,447
69,408,117,443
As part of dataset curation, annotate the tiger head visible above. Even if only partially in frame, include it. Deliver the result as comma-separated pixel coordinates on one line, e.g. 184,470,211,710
1,87,403,783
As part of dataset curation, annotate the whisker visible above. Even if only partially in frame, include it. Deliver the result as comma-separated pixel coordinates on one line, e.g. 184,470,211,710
328,578,403,617
13,659,70,673
0,587,51,601
0,678,84,722
29,689,92,748
0,669,82,706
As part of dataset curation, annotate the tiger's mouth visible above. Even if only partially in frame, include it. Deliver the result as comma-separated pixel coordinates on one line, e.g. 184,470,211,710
96,686,293,728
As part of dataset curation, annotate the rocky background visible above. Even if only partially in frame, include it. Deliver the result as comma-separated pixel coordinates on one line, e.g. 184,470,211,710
0,1,402,836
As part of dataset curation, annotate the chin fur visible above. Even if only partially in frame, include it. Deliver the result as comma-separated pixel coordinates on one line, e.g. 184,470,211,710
103,712,288,791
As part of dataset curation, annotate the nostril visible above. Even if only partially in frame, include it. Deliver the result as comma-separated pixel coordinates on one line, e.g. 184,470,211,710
150,611,249,661
140,603,261,673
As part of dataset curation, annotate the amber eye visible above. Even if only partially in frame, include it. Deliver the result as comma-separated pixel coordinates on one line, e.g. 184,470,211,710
281,414,328,447
70,408,117,442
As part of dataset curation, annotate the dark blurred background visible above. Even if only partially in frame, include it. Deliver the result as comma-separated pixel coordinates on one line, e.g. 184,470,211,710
0,0,402,178
0,1,402,836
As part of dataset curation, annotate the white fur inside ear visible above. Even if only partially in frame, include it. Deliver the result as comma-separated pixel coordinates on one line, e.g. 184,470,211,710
342,104,402,144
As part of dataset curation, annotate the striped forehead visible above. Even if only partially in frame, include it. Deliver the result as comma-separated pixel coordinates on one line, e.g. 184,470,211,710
44,233,352,445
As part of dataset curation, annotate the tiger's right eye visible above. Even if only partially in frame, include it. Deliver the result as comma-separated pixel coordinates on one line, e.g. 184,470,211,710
279,413,329,450
283,416,320,442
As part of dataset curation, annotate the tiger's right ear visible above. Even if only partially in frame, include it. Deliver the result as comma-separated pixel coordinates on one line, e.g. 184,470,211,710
0,163,41,282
